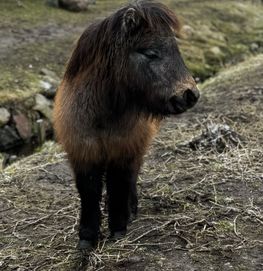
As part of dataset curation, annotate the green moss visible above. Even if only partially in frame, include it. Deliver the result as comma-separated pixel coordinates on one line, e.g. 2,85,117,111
187,62,216,81
0,0,127,105
0,35,76,103
169,0,263,79
0,69,40,103
0,0,125,28
201,54,263,93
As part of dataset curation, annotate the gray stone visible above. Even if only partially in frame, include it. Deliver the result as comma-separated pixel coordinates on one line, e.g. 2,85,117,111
42,75,59,86
39,69,59,99
24,97,36,109
46,0,59,7
39,76,59,99
250,43,259,52
0,126,22,151
58,0,90,11
33,94,53,121
40,68,59,81
13,112,32,140
0,108,11,127
41,87,57,99
209,46,224,57
181,25,194,38
40,80,52,91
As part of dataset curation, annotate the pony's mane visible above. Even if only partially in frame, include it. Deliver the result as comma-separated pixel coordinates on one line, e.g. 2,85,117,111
131,0,181,33
65,1,181,80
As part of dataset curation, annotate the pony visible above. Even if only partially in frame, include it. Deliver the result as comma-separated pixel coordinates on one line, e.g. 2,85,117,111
54,0,199,250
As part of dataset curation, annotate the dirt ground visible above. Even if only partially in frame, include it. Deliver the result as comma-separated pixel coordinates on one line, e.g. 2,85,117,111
1,1,263,271
1,54,263,270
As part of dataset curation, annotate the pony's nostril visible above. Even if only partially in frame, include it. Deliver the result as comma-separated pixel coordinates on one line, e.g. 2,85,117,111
184,88,200,106
166,95,187,114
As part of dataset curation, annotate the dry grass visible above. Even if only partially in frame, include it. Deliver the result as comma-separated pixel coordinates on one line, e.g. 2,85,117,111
1,119,263,270
1,55,263,270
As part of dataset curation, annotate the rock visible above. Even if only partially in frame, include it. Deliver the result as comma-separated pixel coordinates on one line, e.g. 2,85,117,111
13,112,32,140
0,126,23,151
33,94,53,121
24,97,36,109
36,119,46,144
205,46,224,65
181,25,194,38
47,0,95,8
40,80,52,91
40,68,59,81
2,154,18,169
46,0,59,7
39,69,59,99
39,80,57,99
250,43,259,52
41,87,57,99
58,0,90,11
209,46,224,57
42,75,59,86
0,108,11,127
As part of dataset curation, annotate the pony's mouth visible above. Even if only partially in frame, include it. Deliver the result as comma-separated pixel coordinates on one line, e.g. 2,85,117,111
166,95,188,114
166,89,200,115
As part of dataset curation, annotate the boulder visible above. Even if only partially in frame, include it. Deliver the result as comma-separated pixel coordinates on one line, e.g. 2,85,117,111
13,112,32,140
205,46,225,65
46,0,59,7
39,80,53,91
250,43,259,52
181,25,194,38
58,0,90,12
0,108,11,127
39,80,57,99
40,68,60,82
39,69,59,99
33,94,53,121
0,126,22,151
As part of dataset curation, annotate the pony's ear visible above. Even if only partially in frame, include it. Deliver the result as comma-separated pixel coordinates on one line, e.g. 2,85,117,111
122,7,141,33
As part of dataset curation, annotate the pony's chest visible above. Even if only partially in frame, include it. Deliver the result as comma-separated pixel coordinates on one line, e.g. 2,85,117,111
101,118,160,161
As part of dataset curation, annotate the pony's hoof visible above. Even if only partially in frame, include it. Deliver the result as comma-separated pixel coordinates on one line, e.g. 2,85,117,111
78,240,94,252
129,212,137,223
111,230,127,240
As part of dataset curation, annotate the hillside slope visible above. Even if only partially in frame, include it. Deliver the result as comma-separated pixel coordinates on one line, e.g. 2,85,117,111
1,54,262,270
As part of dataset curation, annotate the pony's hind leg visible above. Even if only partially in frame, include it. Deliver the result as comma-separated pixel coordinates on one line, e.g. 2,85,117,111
106,159,140,238
74,164,104,250
129,172,138,222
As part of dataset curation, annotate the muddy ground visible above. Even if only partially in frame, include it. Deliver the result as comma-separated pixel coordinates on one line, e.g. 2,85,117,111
1,1,263,271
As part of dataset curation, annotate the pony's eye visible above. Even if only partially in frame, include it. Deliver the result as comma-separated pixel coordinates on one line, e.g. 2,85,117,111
137,49,159,60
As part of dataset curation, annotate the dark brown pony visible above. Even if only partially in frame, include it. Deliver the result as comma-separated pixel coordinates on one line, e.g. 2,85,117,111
54,0,199,250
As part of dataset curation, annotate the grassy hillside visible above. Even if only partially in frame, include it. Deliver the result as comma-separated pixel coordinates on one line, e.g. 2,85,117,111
0,0,262,103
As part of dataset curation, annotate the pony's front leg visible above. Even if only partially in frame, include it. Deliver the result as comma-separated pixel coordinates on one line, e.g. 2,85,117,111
106,159,140,238
74,164,104,250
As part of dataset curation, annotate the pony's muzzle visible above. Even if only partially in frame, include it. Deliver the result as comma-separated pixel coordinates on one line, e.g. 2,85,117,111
167,87,200,114
183,88,200,107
